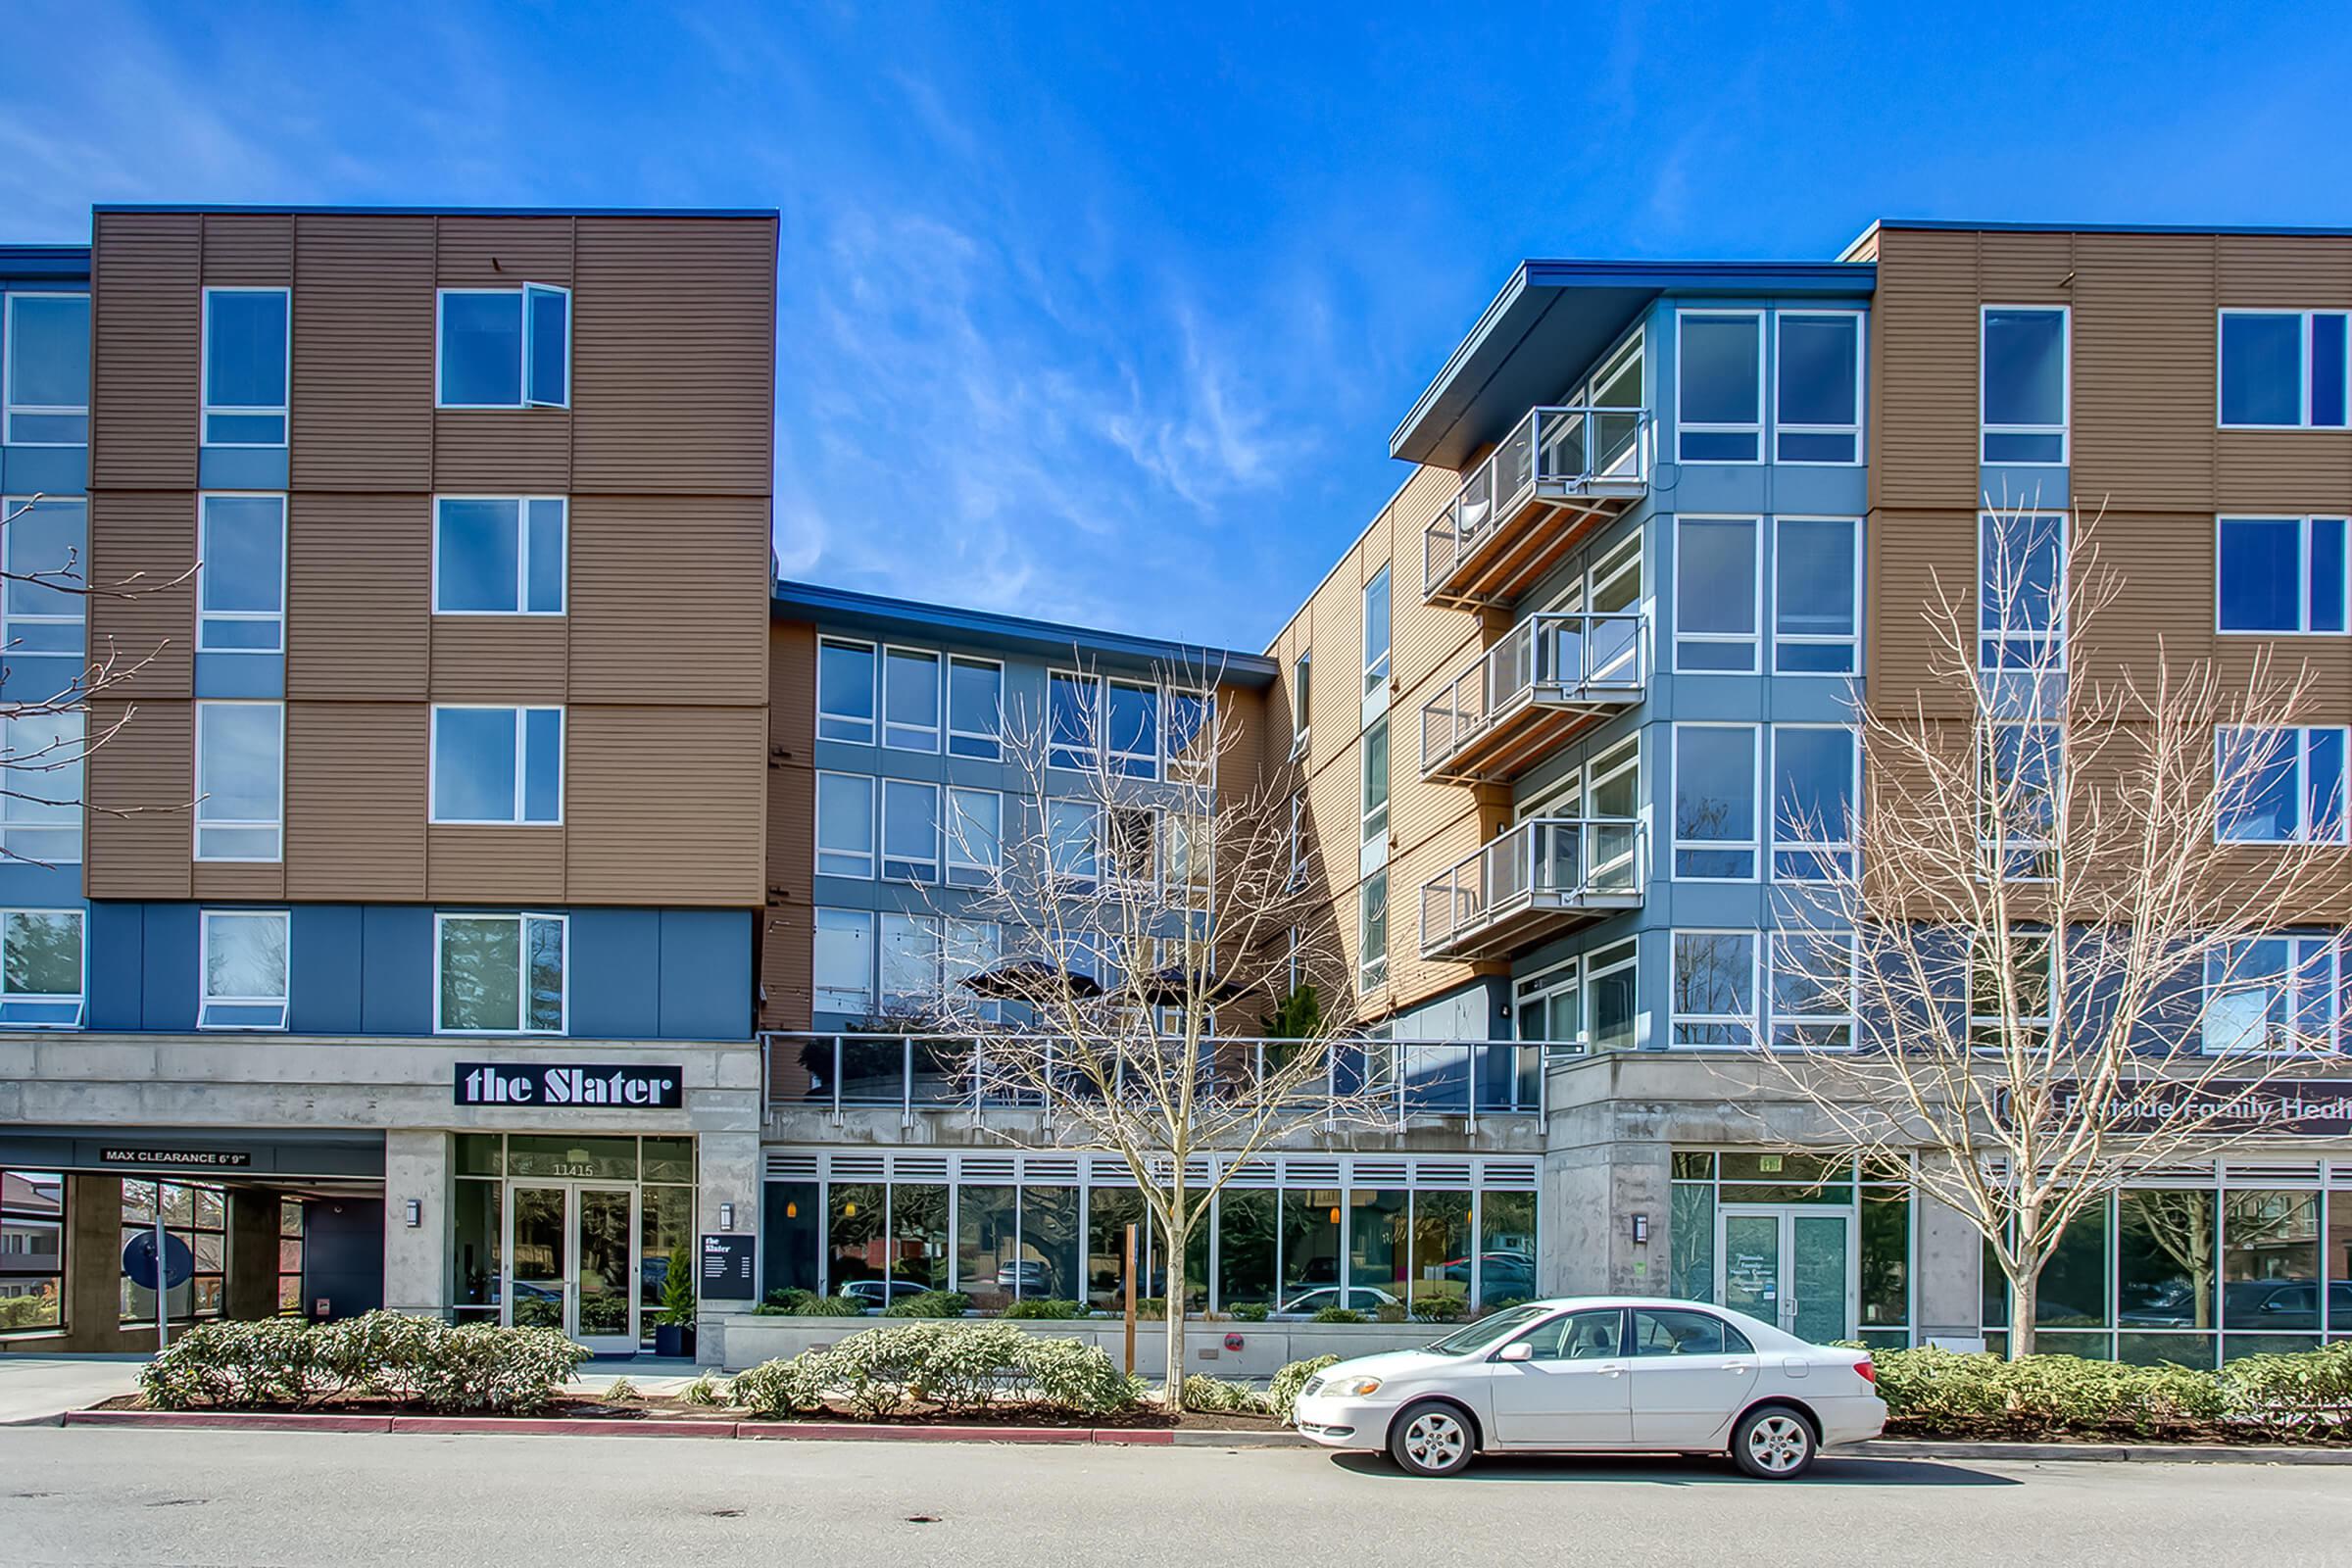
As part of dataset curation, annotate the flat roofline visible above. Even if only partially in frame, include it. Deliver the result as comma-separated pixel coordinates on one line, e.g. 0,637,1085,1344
0,244,91,280
772,578,1278,687
92,204,780,220
1864,217,2352,240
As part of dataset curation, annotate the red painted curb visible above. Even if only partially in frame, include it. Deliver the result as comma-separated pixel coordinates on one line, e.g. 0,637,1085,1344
733,1422,1175,1445
64,1410,393,1434
63,1408,1212,1446
389,1416,740,1439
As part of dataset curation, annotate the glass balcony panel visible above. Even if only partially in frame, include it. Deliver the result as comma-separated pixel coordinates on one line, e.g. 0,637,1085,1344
1419,609,1646,780
1419,816,1643,958
1422,406,1650,601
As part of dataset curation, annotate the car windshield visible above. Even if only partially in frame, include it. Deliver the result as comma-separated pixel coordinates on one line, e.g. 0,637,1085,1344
1424,1303,1549,1355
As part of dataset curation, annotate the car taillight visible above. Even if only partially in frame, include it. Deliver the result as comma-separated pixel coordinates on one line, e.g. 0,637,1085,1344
1853,1359,1876,1385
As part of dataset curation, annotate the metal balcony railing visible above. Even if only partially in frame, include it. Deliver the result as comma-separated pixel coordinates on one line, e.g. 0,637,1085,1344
759,1031,1558,1127
1419,816,1644,960
1420,610,1645,780
1422,404,1649,605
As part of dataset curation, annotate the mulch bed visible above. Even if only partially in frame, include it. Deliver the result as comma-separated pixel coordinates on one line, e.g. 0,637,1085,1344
88,1392,1289,1430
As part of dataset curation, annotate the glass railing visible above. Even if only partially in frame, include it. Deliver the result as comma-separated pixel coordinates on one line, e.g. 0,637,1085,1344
1420,610,1645,774
1419,816,1643,956
1423,404,1649,598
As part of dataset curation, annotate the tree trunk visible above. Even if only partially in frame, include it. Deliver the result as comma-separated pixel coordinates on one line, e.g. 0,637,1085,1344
1163,1228,1188,1409
2009,1265,2036,1359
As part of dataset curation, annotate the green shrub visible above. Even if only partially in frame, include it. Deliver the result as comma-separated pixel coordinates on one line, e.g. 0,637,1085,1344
1002,1298,1084,1320
1231,1301,1269,1322
605,1377,639,1401
679,1373,724,1406
913,1321,1030,1413
658,1251,696,1328
730,1352,834,1417
747,1321,1141,1420
1373,1303,1408,1324
1309,1306,1366,1324
825,1323,949,1417
881,1290,973,1319
1180,1374,1268,1415
1012,1334,1143,1415
1267,1355,1341,1422
1132,1297,1167,1321
140,1311,587,1415
2219,1343,2352,1431
1872,1348,2222,1438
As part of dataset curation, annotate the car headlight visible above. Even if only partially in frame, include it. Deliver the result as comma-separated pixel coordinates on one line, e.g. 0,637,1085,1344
1339,1377,1384,1397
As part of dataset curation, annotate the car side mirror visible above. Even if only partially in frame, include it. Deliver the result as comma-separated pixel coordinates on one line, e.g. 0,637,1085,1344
1494,1341,1534,1362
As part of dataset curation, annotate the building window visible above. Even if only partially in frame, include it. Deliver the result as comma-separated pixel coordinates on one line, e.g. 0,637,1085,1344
436,285,569,409
0,909,81,1028
1771,724,1857,880
1291,650,1311,754
2220,310,2350,429
1358,869,1389,993
1673,722,1758,880
879,912,942,1014
1360,716,1391,878
1770,930,1857,1049
1362,565,1392,721
0,712,81,865
944,918,1004,1020
430,706,563,825
883,646,942,753
435,912,565,1035
121,1181,224,1324
1775,312,1862,464
3,293,89,445
1,496,85,704
2218,516,2347,635
0,1168,64,1333
947,655,1003,760
1049,670,1099,769
1968,932,2054,1049
1674,516,1759,672
197,494,287,653
947,786,1002,888
1047,799,1100,886
433,497,565,615
814,908,874,1014
1677,310,1763,463
1671,930,1755,1047
1981,307,2069,465
1107,680,1160,779
1166,688,1212,785
816,637,877,744
194,701,284,861
1103,805,1156,889
2218,726,2349,845
201,287,289,446
277,1200,303,1316
1979,511,2067,670
881,779,940,883
1774,516,1859,673
814,771,875,879
198,909,290,1031
2204,935,2342,1054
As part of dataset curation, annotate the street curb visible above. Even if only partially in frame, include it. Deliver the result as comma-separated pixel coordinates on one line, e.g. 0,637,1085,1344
56,1408,1282,1446
64,1409,393,1434
1855,1439,2352,1465
390,1416,738,1439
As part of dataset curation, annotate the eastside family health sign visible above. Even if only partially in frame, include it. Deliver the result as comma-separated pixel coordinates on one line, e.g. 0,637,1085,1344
455,1062,684,1109
2038,1079,2352,1138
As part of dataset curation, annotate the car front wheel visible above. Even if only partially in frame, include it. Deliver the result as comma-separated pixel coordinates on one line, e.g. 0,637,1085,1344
1388,1400,1477,1477
1732,1405,1816,1479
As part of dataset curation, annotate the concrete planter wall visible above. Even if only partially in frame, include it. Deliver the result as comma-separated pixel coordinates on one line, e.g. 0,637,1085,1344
707,1314,1445,1377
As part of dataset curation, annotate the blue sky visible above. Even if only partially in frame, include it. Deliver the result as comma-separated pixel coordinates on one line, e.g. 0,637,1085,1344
7,2,2351,649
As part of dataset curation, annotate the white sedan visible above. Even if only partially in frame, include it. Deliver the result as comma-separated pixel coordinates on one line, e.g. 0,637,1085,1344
1292,1297,1885,1478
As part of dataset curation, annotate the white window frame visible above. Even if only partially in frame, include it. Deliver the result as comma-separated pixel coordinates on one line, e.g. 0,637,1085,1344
813,770,876,880
199,286,290,448
1288,790,1306,888
427,705,564,826
1290,650,1311,758
1968,930,2056,1049
0,494,86,693
0,907,84,1029
1672,721,1761,882
882,645,943,754
2203,934,2343,1056
1357,869,1389,995
1772,514,1862,674
813,907,874,1015
1360,714,1391,874
816,636,878,746
946,785,1003,888
1101,804,1160,892
2217,308,2352,431
1668,928,1758,1049
946,654,1004,760
1049,669,1100,771
1771,309,1864,465
433,284,571,410
0,710,84,865
2215,725,2351,847
1362,565,1392,722
880,778,941,884
1675,308,1765,465
2215,515,2350,636
1978,720,2063,882
1673,514,1761,673
1767,929,1859,1050
1770,723,1859,882
196,492,287,655
193,699,285,862
431,911,568,1037
197,908,291,1031
3,292,90,447
1107,678,1160,780
1977,510,2070,672
945,917,1004,1022
1165,687,1214,786
430,495,567,616
1979,304,2071,466
1046,798,1100,887
879,911,943,1014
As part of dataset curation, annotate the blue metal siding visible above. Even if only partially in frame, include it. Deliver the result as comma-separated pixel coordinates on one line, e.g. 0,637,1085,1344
360,906,434,1035
136,905,200,1030
86,901,141,1031
288,905,366,1034
196,448,289,490
657,908,752,1039
571,908,662,1038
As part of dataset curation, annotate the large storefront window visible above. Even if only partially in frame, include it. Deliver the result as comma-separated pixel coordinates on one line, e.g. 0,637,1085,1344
1669,1151,1912,1348
0,1168,64,1333
121,1180,226,1325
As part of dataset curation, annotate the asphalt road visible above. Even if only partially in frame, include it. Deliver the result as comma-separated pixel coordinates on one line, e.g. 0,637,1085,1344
8,1429,2352,1567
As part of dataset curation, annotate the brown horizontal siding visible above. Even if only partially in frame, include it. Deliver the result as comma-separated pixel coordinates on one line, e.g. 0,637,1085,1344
287,493,427,701
192,861,285,902
2072,233,2217,514
2217,430,2352,513
428,618,569,705
2217,234,2352,309
568,494,769,704
86,493,195,701
570,217,776,496
766,623,816,1008
434,216,574,288
565,705,764,906
1869,226,1983,511
760,902,813,1033
427,823,566,904
85,699,192,900
1863,507,1974,717
286,703,427,901
200,213,294,286
90,212,199,491
430,411,572,494
291,217,434,492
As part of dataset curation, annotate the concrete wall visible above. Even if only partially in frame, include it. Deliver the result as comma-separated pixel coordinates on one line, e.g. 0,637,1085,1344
708,1313,1452,1378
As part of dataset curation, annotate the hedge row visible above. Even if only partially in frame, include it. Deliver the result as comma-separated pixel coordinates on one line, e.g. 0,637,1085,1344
139,1312,589,1414
1874,1345,2352,1439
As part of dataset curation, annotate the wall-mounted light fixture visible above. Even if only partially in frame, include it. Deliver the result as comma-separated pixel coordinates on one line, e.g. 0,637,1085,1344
719,1202,736,1232
785,1200,799,1219
1631,1214,1648,1246
404,1200,421,1229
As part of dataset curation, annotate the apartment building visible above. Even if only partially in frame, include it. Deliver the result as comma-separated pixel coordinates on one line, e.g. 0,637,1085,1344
3,211,2350,1370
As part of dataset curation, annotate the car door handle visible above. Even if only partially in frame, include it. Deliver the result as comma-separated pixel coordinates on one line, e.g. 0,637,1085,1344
1724,1362,1751,1372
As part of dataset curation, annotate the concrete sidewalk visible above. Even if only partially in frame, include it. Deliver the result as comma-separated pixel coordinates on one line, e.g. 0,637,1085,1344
0,1355,145,1426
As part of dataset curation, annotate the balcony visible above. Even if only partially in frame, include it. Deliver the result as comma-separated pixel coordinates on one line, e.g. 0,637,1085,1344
1422,403,1649,609
1419,816,1643,962
1420,611,1644,785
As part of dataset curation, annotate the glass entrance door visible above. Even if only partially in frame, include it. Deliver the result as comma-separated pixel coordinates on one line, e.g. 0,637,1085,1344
503,1183,639,1352
509,1186,567,1331
1717,1204,1855,1344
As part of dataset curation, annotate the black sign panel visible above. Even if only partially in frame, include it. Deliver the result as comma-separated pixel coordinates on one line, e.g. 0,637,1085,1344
100,1147,253,1169
699,1234,757,1301
2044,1079,2352,1137
455,1063,683,1109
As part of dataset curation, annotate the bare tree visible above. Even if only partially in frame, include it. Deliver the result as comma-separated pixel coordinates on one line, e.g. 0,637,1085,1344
913,654,1391,1404
1754,504,2339,1355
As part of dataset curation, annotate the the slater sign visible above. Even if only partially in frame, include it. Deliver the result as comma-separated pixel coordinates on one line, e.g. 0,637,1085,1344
455,1063,684,1109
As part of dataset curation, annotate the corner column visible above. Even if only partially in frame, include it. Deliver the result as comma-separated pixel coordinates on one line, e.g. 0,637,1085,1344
382,1131,449,1316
